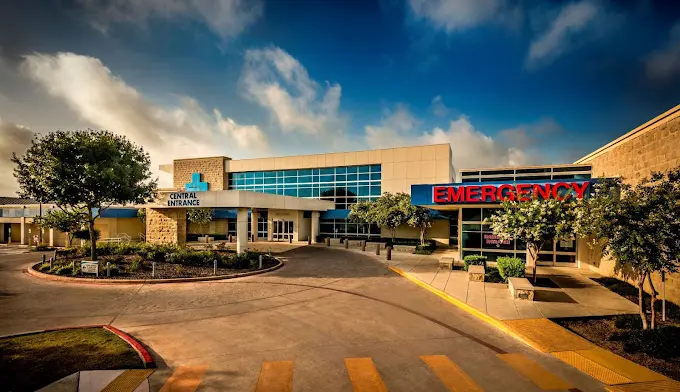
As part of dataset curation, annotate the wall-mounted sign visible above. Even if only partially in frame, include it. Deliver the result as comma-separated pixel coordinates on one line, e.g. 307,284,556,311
484,233,511,246
185,172,208,192
167,192,201,207
411,180,596,206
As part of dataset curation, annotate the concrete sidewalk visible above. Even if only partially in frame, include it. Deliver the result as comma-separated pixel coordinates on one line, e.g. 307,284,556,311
319,243,639,320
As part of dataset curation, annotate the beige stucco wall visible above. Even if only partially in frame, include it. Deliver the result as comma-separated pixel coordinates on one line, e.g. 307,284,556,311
223,144,454,194
385,219,450,247
146,208,187,246
173,157,226,191
268,209,300,241
95,218,144,241
577,105,680,303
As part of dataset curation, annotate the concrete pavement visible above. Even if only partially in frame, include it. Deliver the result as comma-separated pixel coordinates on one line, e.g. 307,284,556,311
2,246,606,391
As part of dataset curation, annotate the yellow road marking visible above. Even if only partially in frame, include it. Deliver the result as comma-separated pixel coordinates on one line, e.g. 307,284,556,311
497,353,572,390
344,357,388,392
420,355,483,392
552,351,632,385
605,379,680,391
254,361,294,392
101,369,154,392
576,347,667,383
159,365,209,392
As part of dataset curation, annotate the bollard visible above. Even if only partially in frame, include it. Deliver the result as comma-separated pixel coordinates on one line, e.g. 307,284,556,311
361,240,366,251
42,254,46,264
325,237,330,247
289,236,292,244
71,261,75,275
386,246,392,261
214,259,217,275
259,255,263,269
251,234,255,242
49,257,53,271
106,262,111,277
229,235,233,243
308,236,311,245
268,248,272,257
152,262,156,278
375,243,380,255
344,238,349,249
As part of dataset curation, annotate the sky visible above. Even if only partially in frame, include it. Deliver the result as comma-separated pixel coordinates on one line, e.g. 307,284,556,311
1,0,680,194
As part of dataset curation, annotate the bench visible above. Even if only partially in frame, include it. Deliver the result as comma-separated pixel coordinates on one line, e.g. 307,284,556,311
468,265,485,282
508,277,535,301
438,256,454,270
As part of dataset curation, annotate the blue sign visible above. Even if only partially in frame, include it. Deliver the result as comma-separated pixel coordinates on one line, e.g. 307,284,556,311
185,173,208,192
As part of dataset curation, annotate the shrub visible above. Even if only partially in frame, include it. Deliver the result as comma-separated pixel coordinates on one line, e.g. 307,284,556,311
614,314,643,330
174,265,185,275
613,326,680,359
33,245,56,252
128,256,144,273
103,255,124,264
230,251,264,269
106,263,120,276
463,255,487,271
215,242,227,251
496,257,525,282
38,263,51,272
485,267,504,283
53,263,79,275
413,243,436,255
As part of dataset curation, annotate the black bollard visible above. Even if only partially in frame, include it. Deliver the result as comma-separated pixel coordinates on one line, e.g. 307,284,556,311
229,235,233,243
307,236,311,245
386,246,392,261
42,254,46,264
325,237,330,247
376,243,380,255
289,236,292,244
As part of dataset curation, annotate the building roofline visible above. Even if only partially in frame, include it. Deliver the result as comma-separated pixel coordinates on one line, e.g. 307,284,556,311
459,163,592,173
574,104,680,164
172,156,230,162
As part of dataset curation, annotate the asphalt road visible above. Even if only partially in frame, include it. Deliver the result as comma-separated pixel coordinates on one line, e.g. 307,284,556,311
0,246,604,391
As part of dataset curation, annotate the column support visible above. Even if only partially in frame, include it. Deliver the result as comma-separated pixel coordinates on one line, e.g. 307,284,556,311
236,207,248,254
267,210,273,241
251,209,259,242
311,211,320,243
20,217,26,245
49,228,55,247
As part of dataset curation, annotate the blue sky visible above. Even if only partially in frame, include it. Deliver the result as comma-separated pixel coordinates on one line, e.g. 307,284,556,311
1,0,680,191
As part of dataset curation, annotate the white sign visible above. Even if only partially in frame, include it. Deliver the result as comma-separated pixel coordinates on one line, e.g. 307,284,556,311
81,261,99,275
560,239,574,248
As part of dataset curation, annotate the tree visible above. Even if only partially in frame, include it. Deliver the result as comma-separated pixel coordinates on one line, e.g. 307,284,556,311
407,205,432,245
12,130,157,260
574,172,680,330
348,192,411,243
487,197,576,282
187,208,214,237
34,208,87,247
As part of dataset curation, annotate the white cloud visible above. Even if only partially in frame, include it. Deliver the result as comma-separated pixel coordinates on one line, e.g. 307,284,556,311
364,106,528,170
75,0,262,40
20,52,268,187
646,21,680,80
408,0,506,32
241,47,346,136
0,117,33,195
527,0,600,68
430,95,450,117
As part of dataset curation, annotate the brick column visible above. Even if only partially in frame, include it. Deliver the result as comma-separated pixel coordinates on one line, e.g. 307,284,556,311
236,207,248,253
146,208,187,246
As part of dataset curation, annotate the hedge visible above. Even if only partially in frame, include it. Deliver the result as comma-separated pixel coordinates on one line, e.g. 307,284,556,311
463,255,487,271
497,256,525,282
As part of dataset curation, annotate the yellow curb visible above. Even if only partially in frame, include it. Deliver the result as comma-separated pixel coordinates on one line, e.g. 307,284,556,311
387,266,544,352
26,259,283,285
605,379,680,392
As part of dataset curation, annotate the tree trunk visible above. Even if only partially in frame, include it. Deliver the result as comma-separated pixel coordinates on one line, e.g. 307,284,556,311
527,243,538,283
648,272,658,330
420,227,425,245
87,206,97,261
638,274,649,330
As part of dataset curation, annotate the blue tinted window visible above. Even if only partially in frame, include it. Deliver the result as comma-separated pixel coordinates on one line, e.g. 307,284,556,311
263,171,276,178
359,186,370,196
312,168,320,175
284,188,297,197
370,186,381,196
284,176,297,184
370,165,381,172
245,178,254,185
370,172,381,180
298,187,312,197
346,166,358,174
320,175,334,182
347,174,357,181
264,177,277,185
335,174,346,182
359,173,370,181
283,170,297,177
298,169,312,176
320,168,334,175
335,167,347,174
298,175,312,183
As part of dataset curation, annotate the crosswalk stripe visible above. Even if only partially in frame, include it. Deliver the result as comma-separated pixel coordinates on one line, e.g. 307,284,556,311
420,355,483,392
158,365,209,392
101,369,154,392
254,361,294,392
497,353,573,390
344,357,388,392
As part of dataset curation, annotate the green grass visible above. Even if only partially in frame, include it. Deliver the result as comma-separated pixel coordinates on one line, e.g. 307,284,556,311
0,327,144,391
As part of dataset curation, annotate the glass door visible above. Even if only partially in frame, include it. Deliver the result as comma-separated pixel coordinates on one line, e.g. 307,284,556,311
272,220,294,241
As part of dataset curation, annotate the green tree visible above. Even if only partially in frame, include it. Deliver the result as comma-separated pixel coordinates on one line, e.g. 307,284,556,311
407,205,432,245
348,192,411,243
574,172,680,330
487,197,576,282
187,208,214,237
12,130,157,260
34,208,87,247
348,200,374,237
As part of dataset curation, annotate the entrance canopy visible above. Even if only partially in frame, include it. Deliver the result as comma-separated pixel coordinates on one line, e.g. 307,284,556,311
147,190,335,211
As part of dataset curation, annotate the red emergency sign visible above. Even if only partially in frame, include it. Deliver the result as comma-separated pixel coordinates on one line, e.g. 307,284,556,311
432,181,590,203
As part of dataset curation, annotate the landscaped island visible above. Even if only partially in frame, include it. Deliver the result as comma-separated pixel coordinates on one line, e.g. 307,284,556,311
34,242,279,280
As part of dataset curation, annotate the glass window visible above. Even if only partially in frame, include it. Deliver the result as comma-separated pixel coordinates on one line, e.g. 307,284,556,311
320,168,334,175
462,224,481,232
264,177,277,185
284,188,297,197
370,172,381,180
283,170,297,177
264,171,276,178
462,232,482,249
335,167,347,174
482,208,500,221
481,233,514,250
370,165,381,172
284,176,297,184
336,174,347,182
320,175,334,183
298,169,312,176
298,187,312,197
462,208,482,222
359,186,370,196
482,252,515,262
538,253,554,262
359,173,370,181
556,254,576,263
358,165,370,173
346,166,358,174
312,188,320,197
298,175,312,183
347,174,358,181
320,223,334,233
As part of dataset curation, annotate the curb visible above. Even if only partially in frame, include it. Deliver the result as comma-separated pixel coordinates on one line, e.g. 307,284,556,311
26,259,284,285
389,266,676,390
0,325,155,368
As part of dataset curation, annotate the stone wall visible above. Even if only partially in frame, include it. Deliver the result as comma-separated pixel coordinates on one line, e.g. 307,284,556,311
578,105,680,303
173,157,226,190
146,208,186,246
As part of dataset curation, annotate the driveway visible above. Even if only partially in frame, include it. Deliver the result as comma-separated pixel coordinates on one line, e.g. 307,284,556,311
0,246,603,391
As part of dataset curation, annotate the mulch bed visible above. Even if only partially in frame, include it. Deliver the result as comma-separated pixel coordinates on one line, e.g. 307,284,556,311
36,257,278,280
